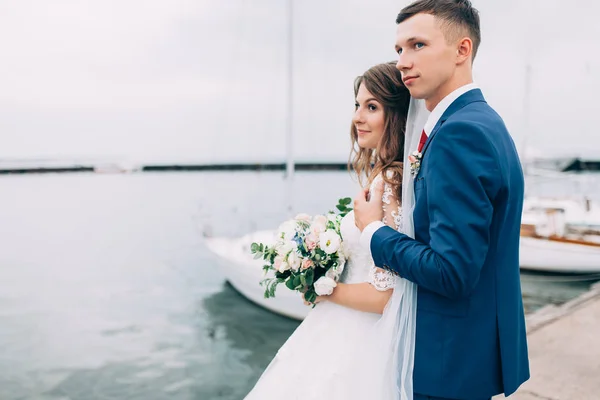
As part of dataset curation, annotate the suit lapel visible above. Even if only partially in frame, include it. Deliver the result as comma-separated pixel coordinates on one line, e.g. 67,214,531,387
420,89,486,156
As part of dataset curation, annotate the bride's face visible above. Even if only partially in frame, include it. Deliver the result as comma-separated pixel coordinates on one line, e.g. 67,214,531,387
353,83,385,150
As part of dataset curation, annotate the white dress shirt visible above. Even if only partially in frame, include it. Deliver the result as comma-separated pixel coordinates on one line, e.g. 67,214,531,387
359,83,480,256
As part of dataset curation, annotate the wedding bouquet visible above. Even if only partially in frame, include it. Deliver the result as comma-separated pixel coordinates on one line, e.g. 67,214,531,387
250,198,352,304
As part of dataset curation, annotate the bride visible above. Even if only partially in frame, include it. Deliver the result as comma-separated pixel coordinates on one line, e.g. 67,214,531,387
245,62,428,400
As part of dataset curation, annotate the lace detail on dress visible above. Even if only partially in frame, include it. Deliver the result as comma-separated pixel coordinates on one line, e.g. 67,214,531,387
368,262,396,291
365,174,402,291
391,207,403,231
382,181,393,205
378,175,403,231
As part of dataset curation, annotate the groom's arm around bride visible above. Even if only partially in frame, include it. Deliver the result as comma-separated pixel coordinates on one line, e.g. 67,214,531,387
354,1,529,400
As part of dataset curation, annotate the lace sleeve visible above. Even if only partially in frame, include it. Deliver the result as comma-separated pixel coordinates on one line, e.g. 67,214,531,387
368,262,396,291
381,179,403,231
367,174,403,291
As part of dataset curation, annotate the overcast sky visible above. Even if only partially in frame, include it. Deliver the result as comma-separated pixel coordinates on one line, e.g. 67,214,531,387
0,0,598,163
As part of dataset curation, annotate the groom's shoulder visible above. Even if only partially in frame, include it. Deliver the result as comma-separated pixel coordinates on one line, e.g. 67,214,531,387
461,94,500,116
438,102,511,153
451,99,507,131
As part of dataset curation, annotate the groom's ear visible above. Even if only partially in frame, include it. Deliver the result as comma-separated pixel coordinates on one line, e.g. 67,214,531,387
456,37,473,65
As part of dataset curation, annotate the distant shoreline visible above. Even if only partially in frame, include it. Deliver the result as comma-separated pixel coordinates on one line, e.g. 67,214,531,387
0,166,95,174
0,163,349,174
141,163,348,172
1,157,599,175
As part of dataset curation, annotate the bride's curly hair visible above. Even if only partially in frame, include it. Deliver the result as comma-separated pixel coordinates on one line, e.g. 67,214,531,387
349,62,411,199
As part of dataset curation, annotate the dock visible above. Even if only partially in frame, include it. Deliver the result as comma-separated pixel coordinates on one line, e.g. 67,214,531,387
497,281,600,399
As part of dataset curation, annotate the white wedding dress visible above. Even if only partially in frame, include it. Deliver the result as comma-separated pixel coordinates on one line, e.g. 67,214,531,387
245,174,409,400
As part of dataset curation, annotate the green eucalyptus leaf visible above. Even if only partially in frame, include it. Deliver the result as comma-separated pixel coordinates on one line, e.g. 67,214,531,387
285,278,296,290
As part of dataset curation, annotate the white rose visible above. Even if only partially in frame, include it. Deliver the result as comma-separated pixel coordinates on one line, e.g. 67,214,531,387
287,252,302,272
278,261,291,273
319,230,341,254
314,276,337,296
278,220,297,241
277,240,297,256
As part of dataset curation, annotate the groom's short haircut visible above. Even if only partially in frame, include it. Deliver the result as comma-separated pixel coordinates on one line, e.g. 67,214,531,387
397,0,481,60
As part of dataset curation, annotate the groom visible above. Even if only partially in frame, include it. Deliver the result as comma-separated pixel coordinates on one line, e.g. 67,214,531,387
354,1,529,399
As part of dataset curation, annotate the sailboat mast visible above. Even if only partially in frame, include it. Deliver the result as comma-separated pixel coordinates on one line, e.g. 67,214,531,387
285,0,295,214
521,63,532,179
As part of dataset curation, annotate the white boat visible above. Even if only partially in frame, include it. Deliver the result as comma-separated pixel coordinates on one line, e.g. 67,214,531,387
206,230,309,320
205,198,600,322
516,63,600,272
520,199,600,273
204,198,600,321
519,236,600,273
206,203,600,319
523,196,600,232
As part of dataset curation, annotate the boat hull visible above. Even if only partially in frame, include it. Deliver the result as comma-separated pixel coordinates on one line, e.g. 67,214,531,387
205,230,600,322
520,236,600,273
206,233,308,321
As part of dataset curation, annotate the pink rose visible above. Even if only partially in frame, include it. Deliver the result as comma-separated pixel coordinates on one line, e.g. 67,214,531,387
305,234,318,250
301,259,314,271
310,215,328,235
408,155,416,164
294,213,311,222
313,215,327,226
273,255,284,271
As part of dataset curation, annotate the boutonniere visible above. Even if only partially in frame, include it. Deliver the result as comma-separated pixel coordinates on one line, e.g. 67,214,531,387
408,151,422,177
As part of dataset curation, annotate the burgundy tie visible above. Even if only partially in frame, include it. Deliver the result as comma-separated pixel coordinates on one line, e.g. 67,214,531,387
417,129,428,152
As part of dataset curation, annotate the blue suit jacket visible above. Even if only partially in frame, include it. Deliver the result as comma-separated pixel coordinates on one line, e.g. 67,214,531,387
371,89,530,399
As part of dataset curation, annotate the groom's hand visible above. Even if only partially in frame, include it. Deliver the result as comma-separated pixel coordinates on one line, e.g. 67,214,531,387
354,180,384,231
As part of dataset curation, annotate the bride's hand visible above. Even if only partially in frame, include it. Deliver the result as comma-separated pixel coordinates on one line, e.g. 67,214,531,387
354,180,384,231
302,293,326,306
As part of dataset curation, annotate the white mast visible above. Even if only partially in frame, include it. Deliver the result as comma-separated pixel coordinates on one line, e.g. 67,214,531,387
521,63,532,179
285,0,295,215
521,0,536,184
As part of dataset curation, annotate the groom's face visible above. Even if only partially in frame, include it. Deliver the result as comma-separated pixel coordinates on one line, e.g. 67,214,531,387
395,13,457,108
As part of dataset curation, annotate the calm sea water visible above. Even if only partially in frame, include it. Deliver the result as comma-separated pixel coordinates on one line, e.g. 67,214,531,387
0,171,598,400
